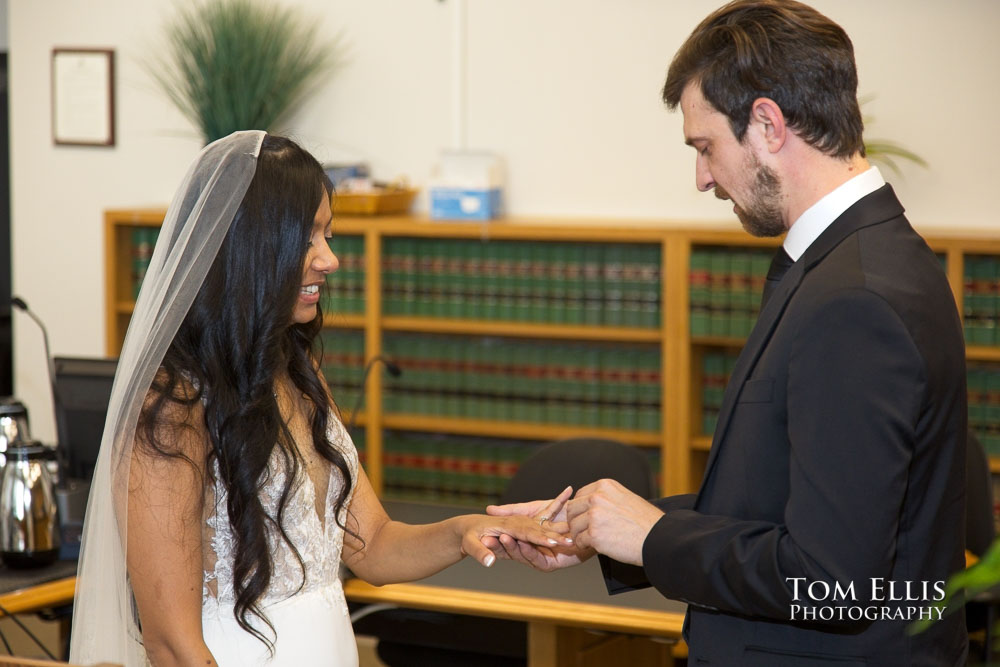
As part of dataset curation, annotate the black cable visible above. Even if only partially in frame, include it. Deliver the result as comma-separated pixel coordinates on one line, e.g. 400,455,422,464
0,601,58,660
0,623,11,654
346,355,402,432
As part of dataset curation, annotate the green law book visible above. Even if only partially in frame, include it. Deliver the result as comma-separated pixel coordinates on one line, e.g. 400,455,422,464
544,242,567,324
495,241,517,321
602,245,626,327
987,368,1000,429
708,249,730,309
398,238,417,316
352,428,367,467
381,238,402,315
728,251,752,337
131,228,152,298
479,442,502,505
638,244,662,328
963,255,977,323
690,249,712,335
620,245,643,328
580,349,602,427
444,241,465,319
527,242,549,323
353,236,366,313
436,440,458,503
618,348,641,430
581,243,602,326
426,241,447,318
462,240,483,320
480,241,500,320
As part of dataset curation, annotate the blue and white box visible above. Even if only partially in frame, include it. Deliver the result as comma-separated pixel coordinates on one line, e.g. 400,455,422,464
429,151,504,221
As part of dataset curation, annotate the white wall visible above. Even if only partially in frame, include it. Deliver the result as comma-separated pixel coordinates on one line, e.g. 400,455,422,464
9,0,1000,441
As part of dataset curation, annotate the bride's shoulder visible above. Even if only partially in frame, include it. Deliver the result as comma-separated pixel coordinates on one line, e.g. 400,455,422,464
135,367,209,460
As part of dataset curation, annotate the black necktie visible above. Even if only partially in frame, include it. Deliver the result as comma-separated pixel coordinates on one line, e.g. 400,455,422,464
761,247,794,309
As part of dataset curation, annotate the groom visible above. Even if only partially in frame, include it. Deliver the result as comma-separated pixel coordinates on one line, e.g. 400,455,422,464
485,1,968,665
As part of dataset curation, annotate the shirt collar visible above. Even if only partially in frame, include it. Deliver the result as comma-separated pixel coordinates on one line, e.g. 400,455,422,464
783,166,886,261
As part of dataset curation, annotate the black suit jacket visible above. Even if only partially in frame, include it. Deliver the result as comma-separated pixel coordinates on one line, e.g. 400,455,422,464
604,185,968,665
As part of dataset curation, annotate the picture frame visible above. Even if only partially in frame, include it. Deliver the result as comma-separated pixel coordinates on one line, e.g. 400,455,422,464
51,48,115,147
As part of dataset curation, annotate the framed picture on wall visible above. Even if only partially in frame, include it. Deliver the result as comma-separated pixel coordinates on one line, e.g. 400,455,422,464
51,48,115,147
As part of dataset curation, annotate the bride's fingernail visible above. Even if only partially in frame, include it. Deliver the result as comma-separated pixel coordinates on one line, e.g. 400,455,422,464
484,554,496,567
548,538,558,545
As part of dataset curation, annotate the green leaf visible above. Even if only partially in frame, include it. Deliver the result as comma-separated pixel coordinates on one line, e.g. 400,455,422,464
911,538,1000,634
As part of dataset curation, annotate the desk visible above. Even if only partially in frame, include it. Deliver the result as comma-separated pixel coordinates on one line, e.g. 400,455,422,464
0,562,76,617
345,501,686,666
0,504,687,667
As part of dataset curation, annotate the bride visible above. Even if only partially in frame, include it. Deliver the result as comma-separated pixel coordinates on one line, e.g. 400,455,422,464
69,131,570,666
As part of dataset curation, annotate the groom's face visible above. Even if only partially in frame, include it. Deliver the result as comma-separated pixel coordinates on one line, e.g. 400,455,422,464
680,83,785,238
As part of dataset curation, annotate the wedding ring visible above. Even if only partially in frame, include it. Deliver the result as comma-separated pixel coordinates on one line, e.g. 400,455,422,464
537,516,550,526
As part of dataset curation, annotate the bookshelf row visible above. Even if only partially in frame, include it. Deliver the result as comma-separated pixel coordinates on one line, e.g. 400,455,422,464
689,246,771,338
357,429,662,507
319,330,661,433
968,362,1000,458
380,237,661,327
965,255,1000,346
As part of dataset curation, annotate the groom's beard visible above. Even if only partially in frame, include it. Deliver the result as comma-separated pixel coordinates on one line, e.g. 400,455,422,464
715,154,785,238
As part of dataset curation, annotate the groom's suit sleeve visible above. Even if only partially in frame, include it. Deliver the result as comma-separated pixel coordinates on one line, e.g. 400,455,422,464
600,494,696,594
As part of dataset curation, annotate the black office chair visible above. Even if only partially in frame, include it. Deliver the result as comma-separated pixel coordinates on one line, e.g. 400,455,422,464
500,437,655,504
355,437,655,666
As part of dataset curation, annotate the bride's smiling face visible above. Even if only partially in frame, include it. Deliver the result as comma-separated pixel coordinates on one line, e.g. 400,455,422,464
292,193,338,325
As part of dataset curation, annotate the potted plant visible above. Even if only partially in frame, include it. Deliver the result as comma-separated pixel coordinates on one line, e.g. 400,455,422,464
862,99,928,177
147,0,338,144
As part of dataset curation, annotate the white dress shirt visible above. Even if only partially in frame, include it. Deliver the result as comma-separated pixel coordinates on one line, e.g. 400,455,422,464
783,167,886,261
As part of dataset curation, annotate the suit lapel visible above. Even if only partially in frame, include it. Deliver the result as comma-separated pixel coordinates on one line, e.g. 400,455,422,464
694,185,906,504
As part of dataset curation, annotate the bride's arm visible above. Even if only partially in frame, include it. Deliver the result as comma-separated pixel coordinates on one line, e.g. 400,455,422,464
341,466,571,586
126,396,217,666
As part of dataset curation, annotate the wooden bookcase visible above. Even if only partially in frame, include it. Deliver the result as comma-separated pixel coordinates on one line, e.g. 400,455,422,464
104,209,1000,497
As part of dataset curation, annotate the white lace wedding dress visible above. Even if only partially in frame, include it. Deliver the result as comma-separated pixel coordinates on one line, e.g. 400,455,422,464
200,416,359,666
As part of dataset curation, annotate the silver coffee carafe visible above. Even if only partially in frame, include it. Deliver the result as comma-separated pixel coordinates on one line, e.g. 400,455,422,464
0,399,31,468
0,441,60,568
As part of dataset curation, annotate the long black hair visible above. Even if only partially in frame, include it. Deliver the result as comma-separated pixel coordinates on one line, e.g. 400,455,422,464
137,134,355,650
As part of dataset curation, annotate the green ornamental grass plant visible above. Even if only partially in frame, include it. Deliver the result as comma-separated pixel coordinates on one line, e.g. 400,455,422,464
148,0,337,144
861,97,928,177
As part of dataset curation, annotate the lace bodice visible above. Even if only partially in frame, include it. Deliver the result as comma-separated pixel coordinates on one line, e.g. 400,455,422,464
202,415,358,610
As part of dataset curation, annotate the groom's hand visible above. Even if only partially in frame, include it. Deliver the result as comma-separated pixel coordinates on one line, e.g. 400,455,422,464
565,479,663,566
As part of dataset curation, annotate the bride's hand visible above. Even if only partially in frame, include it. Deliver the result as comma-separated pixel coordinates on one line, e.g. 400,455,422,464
457,513,572,568
480,486,593,572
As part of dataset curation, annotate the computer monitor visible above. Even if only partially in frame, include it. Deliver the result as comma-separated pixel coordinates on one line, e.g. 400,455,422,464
53,356,117,483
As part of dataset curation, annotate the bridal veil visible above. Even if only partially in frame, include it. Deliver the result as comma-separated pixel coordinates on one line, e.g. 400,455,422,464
69,130,266,665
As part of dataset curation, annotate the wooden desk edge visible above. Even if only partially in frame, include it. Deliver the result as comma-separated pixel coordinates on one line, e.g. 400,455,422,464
0,576,684,641
0,576,76,617
344,578,685,638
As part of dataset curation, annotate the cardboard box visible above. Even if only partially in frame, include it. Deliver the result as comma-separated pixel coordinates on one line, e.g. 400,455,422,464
429,151,504,221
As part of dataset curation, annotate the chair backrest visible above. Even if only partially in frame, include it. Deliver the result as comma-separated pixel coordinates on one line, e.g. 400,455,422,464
966,429,996,558
500,437,654,504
